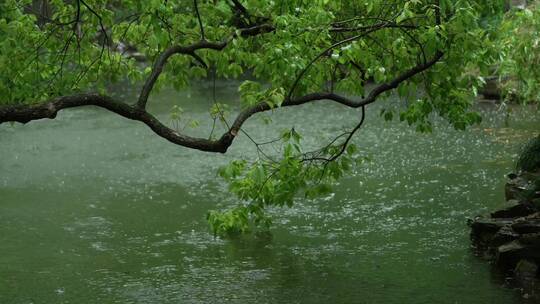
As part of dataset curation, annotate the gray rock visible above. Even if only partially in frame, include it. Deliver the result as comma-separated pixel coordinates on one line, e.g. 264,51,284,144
497,240,526,268
505,178,529,201
519,233,540,247
471,218,513,231
491,203,536,219
515,259,538,280
470,218,513,246
512,220,540,234
533,198,540,209
490,226,520,247
524,212,540,220
505,171,540,201
514,259,539,298
497,240,540,269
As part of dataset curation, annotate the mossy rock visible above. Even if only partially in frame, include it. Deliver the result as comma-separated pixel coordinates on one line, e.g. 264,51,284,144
517,135,540,173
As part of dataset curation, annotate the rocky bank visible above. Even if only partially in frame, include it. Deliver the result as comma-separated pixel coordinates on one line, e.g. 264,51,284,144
470,170,540,299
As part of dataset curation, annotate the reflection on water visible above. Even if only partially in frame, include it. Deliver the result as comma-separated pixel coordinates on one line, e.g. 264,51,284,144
0,81,539,303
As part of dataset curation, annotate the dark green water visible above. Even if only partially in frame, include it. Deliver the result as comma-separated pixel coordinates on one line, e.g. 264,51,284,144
1,81,539,303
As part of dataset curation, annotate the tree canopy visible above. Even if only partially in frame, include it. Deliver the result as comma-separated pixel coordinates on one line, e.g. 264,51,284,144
0,0,534,235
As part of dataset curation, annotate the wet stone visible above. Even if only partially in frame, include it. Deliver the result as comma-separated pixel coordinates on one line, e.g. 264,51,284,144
513,259,540,299
470,218,513,246
505,176,531,201
512,220,540,234
470,166,540,298
514,259,538,281
491,203,536,219
490,226,519,248
496,241,527,269
519,233,540,247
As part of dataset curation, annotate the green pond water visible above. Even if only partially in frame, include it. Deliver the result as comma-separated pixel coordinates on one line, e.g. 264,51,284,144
1,81,539,303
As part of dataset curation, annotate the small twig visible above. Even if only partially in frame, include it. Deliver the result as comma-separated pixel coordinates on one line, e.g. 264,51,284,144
193,0,206,41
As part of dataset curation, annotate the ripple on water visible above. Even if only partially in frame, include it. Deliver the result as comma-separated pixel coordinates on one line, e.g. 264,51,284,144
1,86,538,304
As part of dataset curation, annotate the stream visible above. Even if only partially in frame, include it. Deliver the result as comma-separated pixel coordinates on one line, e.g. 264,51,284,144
1,80,539,303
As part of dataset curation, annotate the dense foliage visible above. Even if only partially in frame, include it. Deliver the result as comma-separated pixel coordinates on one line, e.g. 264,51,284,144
496,3,540,103
1,0,535,236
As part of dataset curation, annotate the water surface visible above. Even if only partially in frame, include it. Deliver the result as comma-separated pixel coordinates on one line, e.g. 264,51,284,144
1,81,539,303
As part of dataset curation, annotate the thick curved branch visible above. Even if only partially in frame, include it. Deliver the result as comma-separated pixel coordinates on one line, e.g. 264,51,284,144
137,23,274,109
231,51,444,135
0,51,443,154
137,41,227,109
0,94,234,152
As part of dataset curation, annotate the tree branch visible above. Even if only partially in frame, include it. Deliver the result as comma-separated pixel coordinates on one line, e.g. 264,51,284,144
287,21,408,99
137,41,227,109
0,51,443,153
193,0,205,41
136,24,274,109
232,50,444,136
0,94,233,152
330,23,418,33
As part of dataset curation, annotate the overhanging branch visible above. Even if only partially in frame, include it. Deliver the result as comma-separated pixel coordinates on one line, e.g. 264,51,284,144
0,51,442,153
136,23,274,109
230,51,444,135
